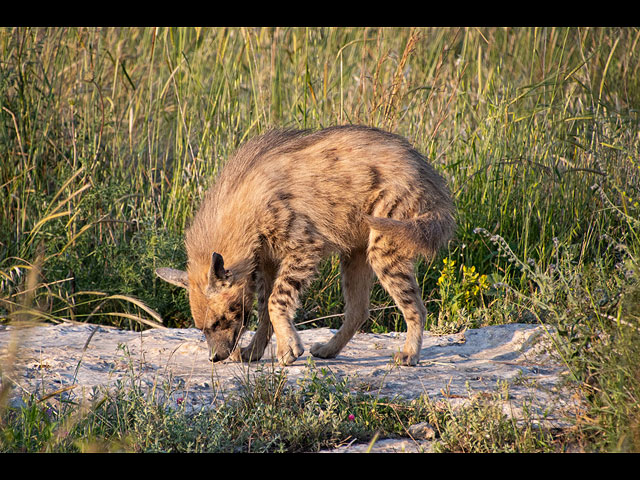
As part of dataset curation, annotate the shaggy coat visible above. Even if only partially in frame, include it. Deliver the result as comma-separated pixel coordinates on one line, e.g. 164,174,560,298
156,125,455,366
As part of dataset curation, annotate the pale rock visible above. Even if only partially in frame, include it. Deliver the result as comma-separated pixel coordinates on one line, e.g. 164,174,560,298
407,421,437,440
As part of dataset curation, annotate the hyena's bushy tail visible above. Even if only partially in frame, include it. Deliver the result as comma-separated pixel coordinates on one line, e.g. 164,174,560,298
365,207,455,259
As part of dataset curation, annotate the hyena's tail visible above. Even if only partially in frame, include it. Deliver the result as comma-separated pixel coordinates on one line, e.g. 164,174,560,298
365,207,455,259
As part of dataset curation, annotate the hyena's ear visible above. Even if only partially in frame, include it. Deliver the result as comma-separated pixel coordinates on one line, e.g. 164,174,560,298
208,252,233,289
156,267,189,289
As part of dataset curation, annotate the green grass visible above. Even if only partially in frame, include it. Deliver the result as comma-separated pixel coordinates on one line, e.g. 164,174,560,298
1,26,640,452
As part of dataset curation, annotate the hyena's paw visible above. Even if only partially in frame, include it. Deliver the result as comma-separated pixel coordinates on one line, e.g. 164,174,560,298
393,351,420,367
310,342,338,359
277,334,304,366
227,348,243,363
239,344,265,363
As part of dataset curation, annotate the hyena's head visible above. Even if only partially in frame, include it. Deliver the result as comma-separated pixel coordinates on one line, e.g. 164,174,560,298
156,252,251,362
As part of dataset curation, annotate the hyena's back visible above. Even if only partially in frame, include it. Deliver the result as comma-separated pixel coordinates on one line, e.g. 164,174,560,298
195,125,455,263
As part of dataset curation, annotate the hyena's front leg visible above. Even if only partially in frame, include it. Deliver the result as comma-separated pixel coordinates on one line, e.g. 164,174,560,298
244,265,276,362
231,266,275,363
367,234,427,366
268,256,317,366
311,248,373,359
238,309,273,362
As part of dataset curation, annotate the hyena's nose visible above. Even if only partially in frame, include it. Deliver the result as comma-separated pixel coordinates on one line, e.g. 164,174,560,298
209,350,222,363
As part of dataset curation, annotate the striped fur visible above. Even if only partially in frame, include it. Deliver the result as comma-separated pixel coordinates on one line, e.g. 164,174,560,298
156,125,455,366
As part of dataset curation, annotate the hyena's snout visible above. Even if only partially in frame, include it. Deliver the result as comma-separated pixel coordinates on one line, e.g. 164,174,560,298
208,345,229,363
202,325,244,362
203,328,239,362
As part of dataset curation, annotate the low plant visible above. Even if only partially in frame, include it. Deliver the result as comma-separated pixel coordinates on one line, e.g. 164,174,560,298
432,257,492,333
425,392,567,453
2,360,570,452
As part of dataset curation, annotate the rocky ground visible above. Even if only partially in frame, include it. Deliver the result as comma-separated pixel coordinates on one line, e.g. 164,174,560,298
0,322,581,452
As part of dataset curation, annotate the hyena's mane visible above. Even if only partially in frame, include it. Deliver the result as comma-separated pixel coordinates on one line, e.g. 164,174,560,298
183,129,316,282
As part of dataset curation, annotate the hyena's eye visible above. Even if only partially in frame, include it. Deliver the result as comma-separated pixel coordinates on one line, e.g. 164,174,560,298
206,315,222,329
213,314,233,329
227,303,244,319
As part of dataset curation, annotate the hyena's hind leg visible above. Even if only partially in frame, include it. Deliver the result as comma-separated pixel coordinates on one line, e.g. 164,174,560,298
311,248,373,359
367,232,427,366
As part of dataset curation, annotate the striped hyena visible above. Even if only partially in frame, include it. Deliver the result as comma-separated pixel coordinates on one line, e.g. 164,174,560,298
156,125,455,366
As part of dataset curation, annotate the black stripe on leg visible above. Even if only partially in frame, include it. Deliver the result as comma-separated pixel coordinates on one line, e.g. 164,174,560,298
282,276,302,292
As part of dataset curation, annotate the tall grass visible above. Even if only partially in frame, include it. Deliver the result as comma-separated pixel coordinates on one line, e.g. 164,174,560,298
1,26,639,451
1,27,638,324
